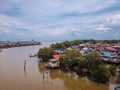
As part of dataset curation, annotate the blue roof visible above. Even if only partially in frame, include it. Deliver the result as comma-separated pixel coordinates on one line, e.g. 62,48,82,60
55,49,65,54
56,48,65,51
88,47,93,51
80,50,85,54
101,52,116,58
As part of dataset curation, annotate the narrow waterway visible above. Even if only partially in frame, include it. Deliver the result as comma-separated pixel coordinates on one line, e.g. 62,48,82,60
0,43,110,90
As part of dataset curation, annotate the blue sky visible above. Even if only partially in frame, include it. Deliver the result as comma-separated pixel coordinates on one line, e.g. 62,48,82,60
0,0,120,41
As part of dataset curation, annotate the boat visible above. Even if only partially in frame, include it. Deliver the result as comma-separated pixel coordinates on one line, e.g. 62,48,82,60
29,53,37,57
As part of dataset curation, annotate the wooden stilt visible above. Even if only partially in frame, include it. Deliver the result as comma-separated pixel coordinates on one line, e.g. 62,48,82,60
24,60,26,70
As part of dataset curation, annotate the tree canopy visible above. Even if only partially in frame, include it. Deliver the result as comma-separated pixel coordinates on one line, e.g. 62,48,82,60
38,47,54,62
50,39,120,49
60,50,80,70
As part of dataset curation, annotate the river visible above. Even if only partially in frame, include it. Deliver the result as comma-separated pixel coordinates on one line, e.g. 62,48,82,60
0,43,110,90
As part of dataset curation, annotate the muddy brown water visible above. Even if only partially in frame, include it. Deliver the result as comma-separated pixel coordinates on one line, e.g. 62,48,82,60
0,43,110,90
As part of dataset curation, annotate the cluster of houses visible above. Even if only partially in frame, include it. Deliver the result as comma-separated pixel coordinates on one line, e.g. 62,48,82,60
0,41,41,48
48,43,120,68
72,43,120,64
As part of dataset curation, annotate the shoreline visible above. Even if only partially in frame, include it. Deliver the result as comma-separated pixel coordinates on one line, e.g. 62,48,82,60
0,44,41,49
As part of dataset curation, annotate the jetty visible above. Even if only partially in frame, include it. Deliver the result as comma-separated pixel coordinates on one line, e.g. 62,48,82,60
0,41,41,49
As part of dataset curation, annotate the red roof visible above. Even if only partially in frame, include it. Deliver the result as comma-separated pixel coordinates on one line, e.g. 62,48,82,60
106,47,115,51
53,54,60,60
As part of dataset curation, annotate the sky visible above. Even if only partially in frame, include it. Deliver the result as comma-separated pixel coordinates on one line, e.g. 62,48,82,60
0,0,120,42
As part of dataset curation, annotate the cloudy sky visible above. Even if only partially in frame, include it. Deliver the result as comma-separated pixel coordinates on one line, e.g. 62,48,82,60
0,0,120,41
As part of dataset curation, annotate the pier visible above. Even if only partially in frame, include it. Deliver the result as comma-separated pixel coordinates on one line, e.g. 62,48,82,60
0,41,41,49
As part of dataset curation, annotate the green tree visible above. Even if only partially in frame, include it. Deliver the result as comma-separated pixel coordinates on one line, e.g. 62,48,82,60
60,50,80,70
91,65,111,83
85,52,103,71
38,47,54,62
77,59,88,74
50,43,66,49
77,52,112,83
77,52,103,75
72,40,83,45
109,65,116,75
62,41,73,48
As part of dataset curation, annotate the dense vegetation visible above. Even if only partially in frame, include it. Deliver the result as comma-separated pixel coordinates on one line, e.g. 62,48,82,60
77,52,112,83
60,50,80,70
38,47,54,62
38,39,118,83
50,39,120,49
60,51,115,83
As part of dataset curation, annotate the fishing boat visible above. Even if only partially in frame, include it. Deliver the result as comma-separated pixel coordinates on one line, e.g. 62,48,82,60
29,53,37,57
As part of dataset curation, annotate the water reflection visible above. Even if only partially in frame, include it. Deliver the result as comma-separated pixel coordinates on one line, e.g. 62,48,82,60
38,62,48,73
38,62,109,90
38,63,53,90
24,66,27,78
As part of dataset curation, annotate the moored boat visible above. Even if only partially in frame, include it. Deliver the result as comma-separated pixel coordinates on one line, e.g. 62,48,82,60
29,53,37,57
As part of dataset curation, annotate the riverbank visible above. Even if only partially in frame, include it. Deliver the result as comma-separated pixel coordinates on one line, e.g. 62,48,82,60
0,43,109,90
0,41,41,49
38,40,120,85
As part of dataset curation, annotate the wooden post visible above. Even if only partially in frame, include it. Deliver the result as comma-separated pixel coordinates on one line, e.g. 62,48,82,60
24,60,26,70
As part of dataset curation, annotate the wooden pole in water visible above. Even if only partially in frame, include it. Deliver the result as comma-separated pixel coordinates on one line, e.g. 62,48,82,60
24,60,26,70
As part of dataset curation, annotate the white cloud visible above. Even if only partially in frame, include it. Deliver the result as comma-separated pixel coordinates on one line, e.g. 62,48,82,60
93,25,110,32
108,14,120,25
0,27,11,34
93,13,120,32
0,0,120,41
